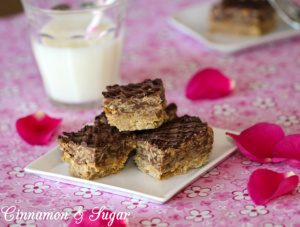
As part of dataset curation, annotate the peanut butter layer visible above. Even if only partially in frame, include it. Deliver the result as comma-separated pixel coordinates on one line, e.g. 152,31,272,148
134,115,214,181
102,79,169,131
94,102,178,125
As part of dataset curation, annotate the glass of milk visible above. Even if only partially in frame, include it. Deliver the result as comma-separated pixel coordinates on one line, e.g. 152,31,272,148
21,0,126,110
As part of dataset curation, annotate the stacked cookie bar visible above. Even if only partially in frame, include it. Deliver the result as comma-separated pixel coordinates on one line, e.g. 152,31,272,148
58,79,214,181
102,79,169,131
57,124,135,180
135,115,214,180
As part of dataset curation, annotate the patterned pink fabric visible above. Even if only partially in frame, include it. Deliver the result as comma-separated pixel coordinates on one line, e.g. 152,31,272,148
1,0,300,226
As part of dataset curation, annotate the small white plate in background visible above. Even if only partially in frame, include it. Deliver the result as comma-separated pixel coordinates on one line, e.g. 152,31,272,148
168,1,300,54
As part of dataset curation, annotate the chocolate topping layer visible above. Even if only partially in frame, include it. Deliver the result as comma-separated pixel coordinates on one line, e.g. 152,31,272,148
220,0,272,9
103,79,164,99
52,4,71,10
58,123,133,148
80,2,96,9
94,112,108,124
137,115,208,149
165,103,178,120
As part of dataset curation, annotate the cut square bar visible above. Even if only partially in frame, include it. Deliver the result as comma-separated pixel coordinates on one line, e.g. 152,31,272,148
209,0,277,36
134,115,214,181
102,79,169,131
57,123,136,180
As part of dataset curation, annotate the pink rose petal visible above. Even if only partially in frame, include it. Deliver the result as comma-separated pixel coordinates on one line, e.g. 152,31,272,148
186,68,235,100
293,0,300,7
273,134,300,168
16,112,62,145
68,209,128,227
226,123,285,163
247,169,299,205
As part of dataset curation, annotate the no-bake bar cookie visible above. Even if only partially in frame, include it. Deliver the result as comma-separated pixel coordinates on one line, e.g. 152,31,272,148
134,115,214,181
102,79,169,131
209,0,277,36
57,123,135,180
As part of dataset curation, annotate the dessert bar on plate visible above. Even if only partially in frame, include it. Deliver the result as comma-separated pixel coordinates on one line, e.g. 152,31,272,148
209,0,277,36
25,127,237,204
60,78,193,181
26,78,233,202
57,123,135,180
102,79,169,131
168,0,300,54
135,115,214,180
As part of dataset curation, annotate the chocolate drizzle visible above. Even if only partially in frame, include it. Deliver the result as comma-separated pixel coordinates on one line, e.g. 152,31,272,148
94,111,108,124
80,2,96,9
51,3,71,10
220,0,272,9
137,115,208,149
102,79,164,99
58,123,132,148
165,103,178,120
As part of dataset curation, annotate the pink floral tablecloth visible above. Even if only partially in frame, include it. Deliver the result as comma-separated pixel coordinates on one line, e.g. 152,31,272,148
1,0,300,226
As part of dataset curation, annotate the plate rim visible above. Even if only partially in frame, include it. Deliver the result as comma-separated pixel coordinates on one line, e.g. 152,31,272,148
24,127,238,204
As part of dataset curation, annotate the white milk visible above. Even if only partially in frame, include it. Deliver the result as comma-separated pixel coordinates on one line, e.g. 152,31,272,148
31,15,123,104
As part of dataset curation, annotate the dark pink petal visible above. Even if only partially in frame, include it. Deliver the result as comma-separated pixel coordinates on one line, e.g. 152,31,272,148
186,68,235,100
16,112,62,145
273,134,300,168
248,169,299,205
68,209,128,227
226,123,285,163
293,0,300,7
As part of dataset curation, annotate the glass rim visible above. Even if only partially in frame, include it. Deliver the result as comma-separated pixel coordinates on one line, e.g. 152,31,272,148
21,0,125,15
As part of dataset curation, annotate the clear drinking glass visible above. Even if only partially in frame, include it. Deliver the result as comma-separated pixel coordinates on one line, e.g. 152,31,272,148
21,0,127,110
268,0,300,29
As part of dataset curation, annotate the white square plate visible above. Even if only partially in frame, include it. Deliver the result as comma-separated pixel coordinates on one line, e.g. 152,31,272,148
168,0,300,54
25,127,237,204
